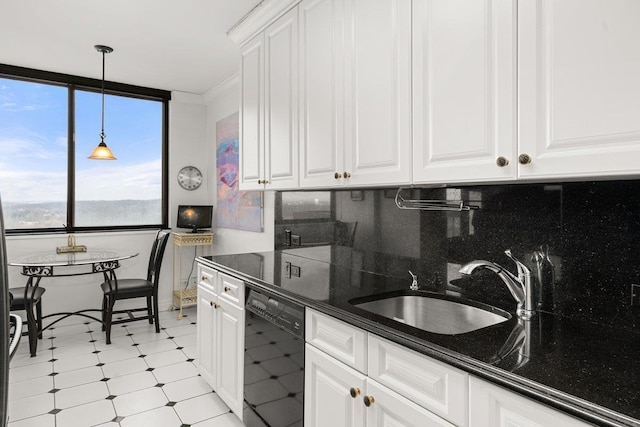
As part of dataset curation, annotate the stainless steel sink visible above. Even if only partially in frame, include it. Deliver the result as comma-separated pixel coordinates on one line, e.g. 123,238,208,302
351,292,511,335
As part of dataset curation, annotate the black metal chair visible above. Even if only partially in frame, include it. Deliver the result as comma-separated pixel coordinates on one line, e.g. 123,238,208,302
9,286,46,357
100,230,170,344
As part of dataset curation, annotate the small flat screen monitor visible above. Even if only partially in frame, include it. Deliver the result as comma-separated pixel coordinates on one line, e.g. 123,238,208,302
176,205,213,233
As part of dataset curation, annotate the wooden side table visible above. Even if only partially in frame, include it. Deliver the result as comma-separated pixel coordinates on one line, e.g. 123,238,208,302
171,231,213,319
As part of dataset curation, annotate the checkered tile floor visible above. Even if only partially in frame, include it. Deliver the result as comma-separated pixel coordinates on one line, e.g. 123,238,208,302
7,307,244,427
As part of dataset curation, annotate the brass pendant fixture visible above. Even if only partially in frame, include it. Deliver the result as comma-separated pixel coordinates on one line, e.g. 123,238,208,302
88,44,117,160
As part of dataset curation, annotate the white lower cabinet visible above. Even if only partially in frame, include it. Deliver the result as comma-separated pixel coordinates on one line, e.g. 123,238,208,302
196,265,244,421
469,377,593,427
305,343,453,427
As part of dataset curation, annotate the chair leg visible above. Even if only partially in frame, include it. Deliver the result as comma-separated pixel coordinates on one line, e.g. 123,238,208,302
147,296,153,325
102,296,107,331
25,301,38,357
36,299,43,339
105,296,116,345
153,293,160,333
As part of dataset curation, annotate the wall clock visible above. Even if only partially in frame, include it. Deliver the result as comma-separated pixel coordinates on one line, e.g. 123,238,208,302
177,166,203,190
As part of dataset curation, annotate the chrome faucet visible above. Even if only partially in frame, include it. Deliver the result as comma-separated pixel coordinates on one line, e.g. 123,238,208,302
408,271,419,291
459,249,536,320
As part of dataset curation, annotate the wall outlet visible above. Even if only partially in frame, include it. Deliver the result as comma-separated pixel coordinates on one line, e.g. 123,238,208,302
291,234,301,246
291,264,301,278
284,262,291,279
632,284,639,307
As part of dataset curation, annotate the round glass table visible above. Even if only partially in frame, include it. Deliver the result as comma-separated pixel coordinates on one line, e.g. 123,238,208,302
9,249,139,355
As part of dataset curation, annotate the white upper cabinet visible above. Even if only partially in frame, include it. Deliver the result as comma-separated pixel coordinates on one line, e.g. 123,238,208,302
300,0,412,188
344,0,412,187
413,0,517,184
239,8,299,190
299,0,344,188
518,0,640,179
239,34,265,190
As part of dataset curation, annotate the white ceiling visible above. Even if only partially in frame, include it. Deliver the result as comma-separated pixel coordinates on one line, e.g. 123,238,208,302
0,0,262,95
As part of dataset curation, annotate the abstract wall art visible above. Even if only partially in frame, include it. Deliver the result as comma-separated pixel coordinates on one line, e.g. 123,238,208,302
216,112,263,232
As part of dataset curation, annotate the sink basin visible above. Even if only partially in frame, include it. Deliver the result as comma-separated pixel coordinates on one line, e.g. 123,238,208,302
350,291,511,335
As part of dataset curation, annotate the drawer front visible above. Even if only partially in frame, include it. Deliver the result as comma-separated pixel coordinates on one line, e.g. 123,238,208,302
218,272,244,308
368,335,468,427
305,308,367,373
197,264,217,294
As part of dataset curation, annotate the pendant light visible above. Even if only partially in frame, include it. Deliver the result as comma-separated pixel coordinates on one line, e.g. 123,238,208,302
88,44,117,160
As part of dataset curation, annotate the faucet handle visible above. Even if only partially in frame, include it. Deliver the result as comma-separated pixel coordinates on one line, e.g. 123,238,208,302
408,271,418,291
504,249,531,278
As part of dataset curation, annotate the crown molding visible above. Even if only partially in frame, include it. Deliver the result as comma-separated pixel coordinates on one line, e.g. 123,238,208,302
204,73,239,103
170,91,206,105
227,0,300,46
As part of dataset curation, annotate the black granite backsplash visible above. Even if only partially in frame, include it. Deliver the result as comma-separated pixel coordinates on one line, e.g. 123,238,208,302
275,181,640,333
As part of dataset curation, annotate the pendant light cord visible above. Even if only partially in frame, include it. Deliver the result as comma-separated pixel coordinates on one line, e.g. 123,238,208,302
100,49,106,142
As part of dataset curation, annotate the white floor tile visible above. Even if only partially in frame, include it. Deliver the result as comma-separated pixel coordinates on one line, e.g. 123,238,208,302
8,375,54,402
7,392,54,421
98,346,141,364
152,361,199,384
55,399,116,427
164,324,197,337
101,356,148,379
54,381,110,409
136,338,178,355
10,350,54,368
49,323,90,337
106,371,158,396
120,405,182,427
174,392,229,425
193,412,244,427
93,334,134,351
52,332,93,346
54,366,104,389
144,349,188,369
8,413,55,427
128,329,170,344
182,344,198,359
9,362,53,384
112,386,168,416
53,352,100,373
52,341,97,359
172,333,197,348
163,376,214,402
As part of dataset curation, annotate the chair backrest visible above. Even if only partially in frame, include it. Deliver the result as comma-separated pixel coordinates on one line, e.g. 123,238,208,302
147,230,170,286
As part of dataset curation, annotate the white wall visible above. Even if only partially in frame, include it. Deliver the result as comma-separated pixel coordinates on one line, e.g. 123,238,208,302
204,74,275,255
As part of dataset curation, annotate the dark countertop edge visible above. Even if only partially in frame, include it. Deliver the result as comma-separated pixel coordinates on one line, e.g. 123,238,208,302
197,256,640,427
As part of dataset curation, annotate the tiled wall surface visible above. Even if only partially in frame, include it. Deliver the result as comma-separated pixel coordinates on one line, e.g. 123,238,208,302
277,181,640,332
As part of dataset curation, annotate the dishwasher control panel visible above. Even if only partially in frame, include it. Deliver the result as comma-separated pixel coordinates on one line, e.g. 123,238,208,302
246,288,304,338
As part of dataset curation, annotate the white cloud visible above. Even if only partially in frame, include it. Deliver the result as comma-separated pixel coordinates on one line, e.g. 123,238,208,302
75,159,162,201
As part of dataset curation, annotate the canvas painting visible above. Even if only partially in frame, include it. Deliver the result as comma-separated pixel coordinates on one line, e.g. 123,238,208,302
216,112,263,232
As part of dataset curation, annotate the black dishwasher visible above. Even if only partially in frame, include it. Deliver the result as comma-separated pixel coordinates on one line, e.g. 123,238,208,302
244,285,304,427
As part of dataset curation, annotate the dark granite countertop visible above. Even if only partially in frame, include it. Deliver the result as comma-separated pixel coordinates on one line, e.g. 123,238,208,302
198,246,640,427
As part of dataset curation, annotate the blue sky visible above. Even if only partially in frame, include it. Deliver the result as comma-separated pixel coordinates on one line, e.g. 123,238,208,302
0,77,163,202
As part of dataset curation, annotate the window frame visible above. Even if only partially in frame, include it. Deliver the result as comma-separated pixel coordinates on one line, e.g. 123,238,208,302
0,63,171,234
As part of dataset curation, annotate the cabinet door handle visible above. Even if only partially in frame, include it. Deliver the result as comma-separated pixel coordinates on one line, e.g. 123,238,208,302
363,395,375,407
263,179,269,184
518,153,532,165
334,172,343,179
350,387,361,398
201,275,208,281
210,300,215,306
258,179,263,184
496,156,509,167
224,286,231,293
344,171,351,178
213,302,220,309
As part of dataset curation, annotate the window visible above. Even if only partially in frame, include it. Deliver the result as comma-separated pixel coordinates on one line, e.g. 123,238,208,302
0,65,170,232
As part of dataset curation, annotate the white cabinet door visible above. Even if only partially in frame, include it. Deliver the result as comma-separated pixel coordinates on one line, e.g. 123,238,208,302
344,0,412,187
264,8,299,189
413,0,517,184
305,343,367,427
196,282,217,388
216,298,244,418
240,33,265,190
469,377,592,427
366,380,455,427
518,0,640,179
299,0,344,188
300,0,412,188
